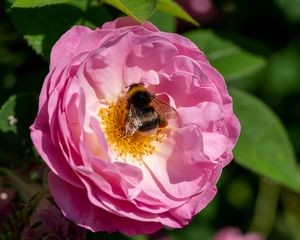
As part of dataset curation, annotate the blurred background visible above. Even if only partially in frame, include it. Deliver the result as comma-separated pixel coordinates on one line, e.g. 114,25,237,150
0,0,300,239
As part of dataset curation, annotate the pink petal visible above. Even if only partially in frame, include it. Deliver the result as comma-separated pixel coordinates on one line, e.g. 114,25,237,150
50,26,92,71
202,132,228,161
154,71,223,107
178,102,223,130
170,186,217,223
143,125,222,200
48,172,163,236
31,129,82,188
124,40,178,86
158,32,208,63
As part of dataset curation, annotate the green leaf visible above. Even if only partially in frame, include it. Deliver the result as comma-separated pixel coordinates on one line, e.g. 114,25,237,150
12,0,69,8
129,236,147,240
0,95,18,134
212,51,266,82
184,30,266,81
24,35,44,56
82,1,113,29
149,11,175,32
266,40,300,98
231,88,300,192
103,0,158,23
7,1,113,59
275,0,300,21
157,0,198,26
172,224,214,240
8,3,82,59
0,93,37,163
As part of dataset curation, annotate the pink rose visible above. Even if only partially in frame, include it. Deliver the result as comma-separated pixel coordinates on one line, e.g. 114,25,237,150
176,0,218,29
214,227,264,240
177,0,217,20
30,17,240,235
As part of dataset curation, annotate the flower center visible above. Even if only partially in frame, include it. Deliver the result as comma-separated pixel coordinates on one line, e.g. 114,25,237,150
98,98,164,161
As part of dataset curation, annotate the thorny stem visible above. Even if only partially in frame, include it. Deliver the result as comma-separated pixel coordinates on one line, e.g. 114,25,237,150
250,178,280,238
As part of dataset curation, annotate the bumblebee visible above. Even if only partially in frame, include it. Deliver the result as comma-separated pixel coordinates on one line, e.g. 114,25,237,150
125,83,177,135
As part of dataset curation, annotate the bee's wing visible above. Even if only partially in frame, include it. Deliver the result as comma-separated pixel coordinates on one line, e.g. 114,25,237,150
125,106,143,135
152,98,178,119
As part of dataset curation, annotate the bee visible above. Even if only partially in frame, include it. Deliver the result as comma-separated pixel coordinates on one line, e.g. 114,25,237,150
125,83,178,135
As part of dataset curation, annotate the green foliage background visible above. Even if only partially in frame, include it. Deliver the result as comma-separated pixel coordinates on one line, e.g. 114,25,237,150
0,0,300,239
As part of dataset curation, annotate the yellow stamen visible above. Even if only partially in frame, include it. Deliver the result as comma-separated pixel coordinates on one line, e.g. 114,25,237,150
98,98,164,162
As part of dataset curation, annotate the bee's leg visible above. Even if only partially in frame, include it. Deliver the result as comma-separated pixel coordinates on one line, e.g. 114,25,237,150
138,128,158,136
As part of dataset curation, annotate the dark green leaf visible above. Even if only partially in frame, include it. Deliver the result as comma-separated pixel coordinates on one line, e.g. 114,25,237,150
7,1,113,59
0,95,18,134
82,2,113,29
24,35,44,56
266,41,300,98
184,30,266,81
0,93,36,137
8,4,82,59
212,51,266,81
103,0,158,23
157,0,198,26
149,11,175,32
275,0,300,21
0,93,36,152
0,93,38,166
172,224,214,240
12,0,69,8
129,236,147,240
231,88,300,192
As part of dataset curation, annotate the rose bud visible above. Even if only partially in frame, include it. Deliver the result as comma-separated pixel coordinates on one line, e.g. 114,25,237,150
214,227,264,240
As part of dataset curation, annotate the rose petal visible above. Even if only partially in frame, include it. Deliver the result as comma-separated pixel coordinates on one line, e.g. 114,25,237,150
48,172,163,235
50,26,92,71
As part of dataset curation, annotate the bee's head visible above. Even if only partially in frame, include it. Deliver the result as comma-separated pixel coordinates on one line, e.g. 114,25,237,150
127,84,153,109
126,83,144,92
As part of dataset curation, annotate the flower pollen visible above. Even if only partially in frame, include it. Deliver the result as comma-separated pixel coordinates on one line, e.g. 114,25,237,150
98,99,164,162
